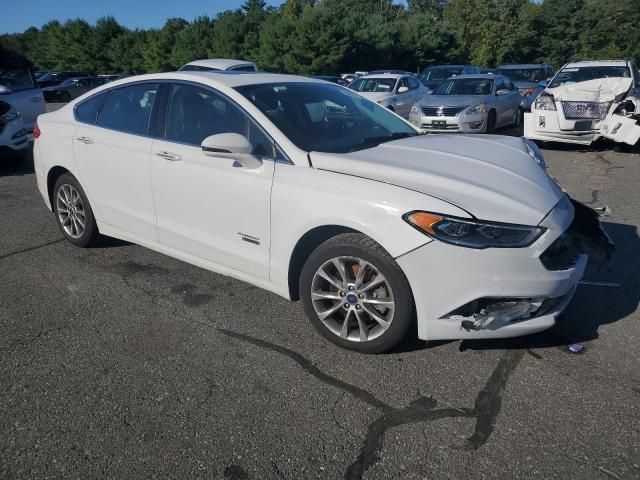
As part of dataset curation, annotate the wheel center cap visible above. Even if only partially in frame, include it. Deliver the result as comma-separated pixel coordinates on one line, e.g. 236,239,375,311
346,293,358,305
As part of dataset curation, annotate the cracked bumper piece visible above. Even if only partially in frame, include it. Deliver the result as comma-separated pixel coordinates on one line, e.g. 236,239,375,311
397,198,587,341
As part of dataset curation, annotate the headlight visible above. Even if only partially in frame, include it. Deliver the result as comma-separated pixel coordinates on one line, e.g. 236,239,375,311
410,104,420,115
534,94,556,111
466,103,487,114
0,110,20,122
523,139,546,170
403,211,545,248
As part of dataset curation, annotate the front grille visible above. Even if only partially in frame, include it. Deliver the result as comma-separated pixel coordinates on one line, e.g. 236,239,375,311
420,123,459,130
562,101,611,120
422,106,467,117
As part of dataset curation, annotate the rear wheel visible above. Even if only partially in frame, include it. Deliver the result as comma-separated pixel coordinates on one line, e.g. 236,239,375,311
300,233,414,353
53,173,99,247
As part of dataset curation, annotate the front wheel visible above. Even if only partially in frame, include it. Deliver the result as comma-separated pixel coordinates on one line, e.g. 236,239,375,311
53,173,100,247
300,233,414,353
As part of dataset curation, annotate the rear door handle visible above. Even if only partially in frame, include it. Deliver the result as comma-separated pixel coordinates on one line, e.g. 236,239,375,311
76,136,93,144
156,151,182,161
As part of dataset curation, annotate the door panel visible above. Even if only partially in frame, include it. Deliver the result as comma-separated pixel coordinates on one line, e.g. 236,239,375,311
149,82,276,279
72,82,159,241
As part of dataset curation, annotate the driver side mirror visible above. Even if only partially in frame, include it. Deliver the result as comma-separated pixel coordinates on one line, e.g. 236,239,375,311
201,133,262,169
397,86,409,93
0,85,12,94
496,89,510,96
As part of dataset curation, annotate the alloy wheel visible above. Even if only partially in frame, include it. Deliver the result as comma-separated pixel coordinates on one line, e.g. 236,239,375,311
310,256,395,342
56,184,86,239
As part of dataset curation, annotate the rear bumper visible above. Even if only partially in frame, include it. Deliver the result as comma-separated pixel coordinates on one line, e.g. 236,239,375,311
396,196,586,340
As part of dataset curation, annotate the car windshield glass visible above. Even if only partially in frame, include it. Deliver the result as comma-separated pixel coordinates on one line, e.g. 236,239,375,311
433,78,493,95
549,66,631,88
421,68,462,82
236,82,417,154
496,68,545,82
60,78,80,86
37,72,59,81
348,78,396,93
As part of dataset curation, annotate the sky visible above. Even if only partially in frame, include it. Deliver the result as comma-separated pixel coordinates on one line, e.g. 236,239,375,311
0,0,286,34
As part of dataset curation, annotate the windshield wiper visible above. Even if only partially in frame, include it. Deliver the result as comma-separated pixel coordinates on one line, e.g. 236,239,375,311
349,132,417,152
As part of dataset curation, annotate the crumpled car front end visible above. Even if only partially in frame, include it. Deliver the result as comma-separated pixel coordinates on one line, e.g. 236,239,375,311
525,76,640,146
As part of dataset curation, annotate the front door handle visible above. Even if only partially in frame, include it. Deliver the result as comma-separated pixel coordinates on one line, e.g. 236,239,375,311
156,151,182,161
76,136,93,144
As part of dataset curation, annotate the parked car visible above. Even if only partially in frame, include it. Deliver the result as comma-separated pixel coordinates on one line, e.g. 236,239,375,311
496,64,555,111
312,75,349,86
348,73,428,117
418,65,480,92
368,69,416,76
34,71,592,352
409,74,522,133
0,54,45,159
98,74,125,83
43,77,105,102
479,68,497,75
178,59,258,72
37,71,92,88
524,60,640,146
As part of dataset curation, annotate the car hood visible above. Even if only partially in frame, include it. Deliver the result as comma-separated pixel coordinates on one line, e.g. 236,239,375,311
310,135,563,226
420,95,487,108
546,77,633,102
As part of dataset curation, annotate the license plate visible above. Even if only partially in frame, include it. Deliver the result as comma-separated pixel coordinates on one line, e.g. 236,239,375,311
432,120,446,128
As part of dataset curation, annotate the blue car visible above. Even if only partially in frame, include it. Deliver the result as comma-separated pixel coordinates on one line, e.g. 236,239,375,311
495,64,555,111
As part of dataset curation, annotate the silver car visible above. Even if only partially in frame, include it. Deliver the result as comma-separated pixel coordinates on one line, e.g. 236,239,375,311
348,73,429,118
409,74,523,133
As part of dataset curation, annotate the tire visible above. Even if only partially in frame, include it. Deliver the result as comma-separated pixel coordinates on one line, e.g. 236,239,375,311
300,233,414,353
486,110,497,133
59,91,71,103
514,107,523,128
53,173,100,247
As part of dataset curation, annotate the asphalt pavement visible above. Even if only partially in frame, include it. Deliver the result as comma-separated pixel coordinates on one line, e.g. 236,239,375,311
0,107,639,479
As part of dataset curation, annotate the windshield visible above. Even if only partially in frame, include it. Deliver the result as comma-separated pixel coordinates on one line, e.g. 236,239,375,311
496,68,545,82
348,78,397,93
37,72,59,82
60,78,81,86
236,82,417,153
549,66,631,88
420,68,462,82
433,78,493,95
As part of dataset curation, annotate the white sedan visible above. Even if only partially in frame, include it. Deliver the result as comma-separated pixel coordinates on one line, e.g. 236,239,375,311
348,73,428,118
34,72,587,353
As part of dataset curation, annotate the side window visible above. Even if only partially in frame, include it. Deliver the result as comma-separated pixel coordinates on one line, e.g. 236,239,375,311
76,79,89,87
74,91,110,124
398,78,409,92
546,67,554,79
407,77,420,90
96,83,158,135
504,78,515,90
0,68,36,91
495,78,506,92
165,83,279,159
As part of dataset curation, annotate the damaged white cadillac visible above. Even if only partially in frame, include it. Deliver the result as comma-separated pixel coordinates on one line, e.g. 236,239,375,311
525,60,640,146
34,72,611,353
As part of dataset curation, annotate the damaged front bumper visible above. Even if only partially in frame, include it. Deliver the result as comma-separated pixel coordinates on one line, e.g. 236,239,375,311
397,197,612,341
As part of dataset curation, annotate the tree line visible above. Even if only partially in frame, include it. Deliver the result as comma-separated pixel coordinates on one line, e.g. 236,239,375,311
1,0,639,75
